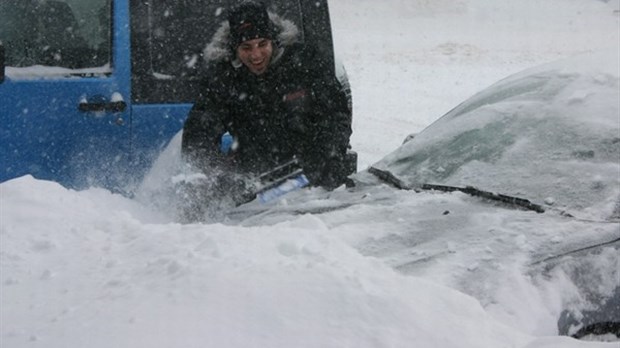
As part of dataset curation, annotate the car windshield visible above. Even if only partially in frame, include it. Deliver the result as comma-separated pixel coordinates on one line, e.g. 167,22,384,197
373,51,620,219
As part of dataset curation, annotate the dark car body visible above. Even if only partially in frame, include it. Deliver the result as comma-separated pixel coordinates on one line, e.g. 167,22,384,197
221,51,619,341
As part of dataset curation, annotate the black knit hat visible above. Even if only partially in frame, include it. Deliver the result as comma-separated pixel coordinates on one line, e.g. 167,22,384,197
228,1,274,48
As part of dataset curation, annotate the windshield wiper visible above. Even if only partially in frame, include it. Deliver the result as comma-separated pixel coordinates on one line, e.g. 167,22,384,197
368,166,545,213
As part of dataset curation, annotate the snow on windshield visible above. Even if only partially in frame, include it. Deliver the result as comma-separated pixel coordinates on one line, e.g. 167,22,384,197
374,51,620,219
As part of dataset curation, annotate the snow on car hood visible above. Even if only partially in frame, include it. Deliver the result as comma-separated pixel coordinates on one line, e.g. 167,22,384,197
373,51,620,220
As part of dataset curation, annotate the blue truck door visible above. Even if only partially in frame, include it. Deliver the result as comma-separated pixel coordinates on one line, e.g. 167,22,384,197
0,0,132,191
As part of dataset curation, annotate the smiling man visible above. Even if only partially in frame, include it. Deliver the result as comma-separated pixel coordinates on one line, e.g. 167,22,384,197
236,37,273,75
180,1,353,220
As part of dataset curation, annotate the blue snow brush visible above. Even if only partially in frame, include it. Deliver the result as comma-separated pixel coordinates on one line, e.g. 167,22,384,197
251,157,310,204
258,174,310,203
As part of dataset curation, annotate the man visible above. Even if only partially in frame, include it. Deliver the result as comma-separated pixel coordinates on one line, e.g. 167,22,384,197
181,1,353,216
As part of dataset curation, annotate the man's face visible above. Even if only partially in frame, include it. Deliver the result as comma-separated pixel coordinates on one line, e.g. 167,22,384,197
236,38,273,75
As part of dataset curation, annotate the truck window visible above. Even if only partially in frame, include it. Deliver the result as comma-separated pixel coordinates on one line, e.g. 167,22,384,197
131,0,303,104
0,0,111,73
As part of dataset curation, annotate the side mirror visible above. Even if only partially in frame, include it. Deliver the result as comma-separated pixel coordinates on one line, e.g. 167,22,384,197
0,41,5,83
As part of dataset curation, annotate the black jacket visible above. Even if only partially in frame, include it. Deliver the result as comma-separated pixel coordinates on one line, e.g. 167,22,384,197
182,14,352,187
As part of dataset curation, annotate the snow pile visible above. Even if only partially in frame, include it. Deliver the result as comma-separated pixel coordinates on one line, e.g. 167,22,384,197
2,177,518,347
2,176,616,347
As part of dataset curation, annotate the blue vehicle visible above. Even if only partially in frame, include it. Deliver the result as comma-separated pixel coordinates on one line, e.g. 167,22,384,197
0,0,348,193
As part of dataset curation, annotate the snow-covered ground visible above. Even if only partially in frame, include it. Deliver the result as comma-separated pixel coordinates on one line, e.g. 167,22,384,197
331,0,620,169
1,0,619,347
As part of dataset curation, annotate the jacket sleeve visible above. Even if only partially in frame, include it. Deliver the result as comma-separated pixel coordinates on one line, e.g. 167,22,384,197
181,76,230,171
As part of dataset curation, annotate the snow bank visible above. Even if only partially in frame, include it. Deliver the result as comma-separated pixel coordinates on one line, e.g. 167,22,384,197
1,176,531,348
3,175,617,347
